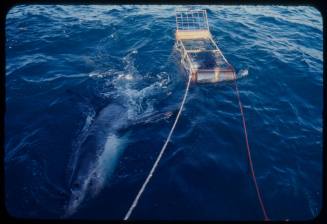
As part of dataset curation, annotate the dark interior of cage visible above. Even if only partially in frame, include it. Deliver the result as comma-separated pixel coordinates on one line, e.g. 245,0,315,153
189,51,230,70
181,39,230,71
181,39,215,51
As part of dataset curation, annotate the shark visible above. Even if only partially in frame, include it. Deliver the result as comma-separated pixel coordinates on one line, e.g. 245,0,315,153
63,100,174,217
64,103,131,217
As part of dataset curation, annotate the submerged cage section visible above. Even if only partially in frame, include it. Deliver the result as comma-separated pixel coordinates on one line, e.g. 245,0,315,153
175,10,236,83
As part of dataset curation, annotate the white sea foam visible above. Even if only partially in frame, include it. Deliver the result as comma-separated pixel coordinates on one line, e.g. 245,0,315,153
237,69,249,78
109,51,171,121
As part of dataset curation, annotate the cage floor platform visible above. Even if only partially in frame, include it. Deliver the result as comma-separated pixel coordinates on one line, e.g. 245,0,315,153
175,10,236,83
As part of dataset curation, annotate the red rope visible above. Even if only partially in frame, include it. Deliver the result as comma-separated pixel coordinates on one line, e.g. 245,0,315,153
232,72,270,221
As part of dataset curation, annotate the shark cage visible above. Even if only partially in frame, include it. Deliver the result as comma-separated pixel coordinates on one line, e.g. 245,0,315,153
175,10,236,83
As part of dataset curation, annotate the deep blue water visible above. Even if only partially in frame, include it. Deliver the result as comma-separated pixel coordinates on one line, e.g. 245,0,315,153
5,5,323,220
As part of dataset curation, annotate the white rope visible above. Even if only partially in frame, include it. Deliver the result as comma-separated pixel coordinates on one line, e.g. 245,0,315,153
124,74,192,220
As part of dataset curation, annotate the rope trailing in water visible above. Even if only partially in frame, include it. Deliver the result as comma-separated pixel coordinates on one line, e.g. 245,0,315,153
124,74,192,220
232,72,270,221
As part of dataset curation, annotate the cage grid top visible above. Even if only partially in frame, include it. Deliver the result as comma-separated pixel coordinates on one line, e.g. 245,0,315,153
176,10,209,31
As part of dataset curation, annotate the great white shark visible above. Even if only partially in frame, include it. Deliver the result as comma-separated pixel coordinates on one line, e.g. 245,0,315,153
64,101,173,217
64,103,131,217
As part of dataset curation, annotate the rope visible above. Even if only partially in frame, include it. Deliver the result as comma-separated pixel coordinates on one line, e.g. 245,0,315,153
124,74,192,220
232,72,270,221
124,70,269,220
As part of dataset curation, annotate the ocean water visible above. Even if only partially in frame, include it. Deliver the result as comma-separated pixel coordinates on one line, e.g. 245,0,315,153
5,5,323,220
